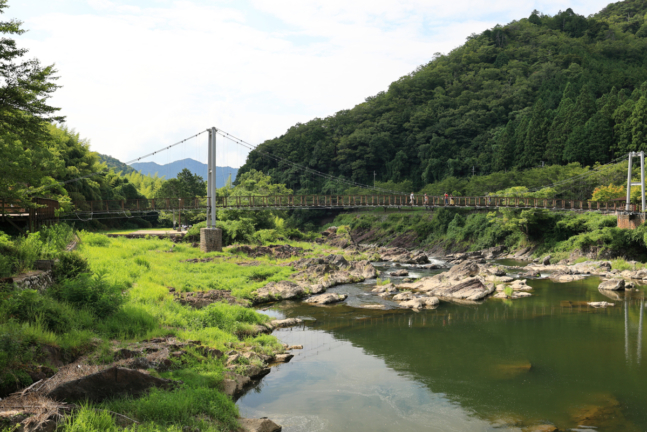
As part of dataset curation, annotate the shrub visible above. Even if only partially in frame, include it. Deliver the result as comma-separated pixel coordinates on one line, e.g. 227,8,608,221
80,231,111,247
0,289,75,333
50,274,124,318
96,305,158,338
53,252,91,281
191,303,267,333
253,229,281,244
0,255,12,278
63,406,119,432
40,224,74,258
504,287,514,298
13,233,43,273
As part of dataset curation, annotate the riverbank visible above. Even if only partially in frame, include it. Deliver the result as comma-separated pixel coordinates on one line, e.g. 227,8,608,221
1,228,645,431
330,207,647,262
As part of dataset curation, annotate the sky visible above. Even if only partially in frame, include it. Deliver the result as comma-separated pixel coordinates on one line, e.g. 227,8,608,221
13,0,615,168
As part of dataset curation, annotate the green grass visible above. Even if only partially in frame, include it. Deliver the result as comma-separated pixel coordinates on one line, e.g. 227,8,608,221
1,230,321,430
610,259,646,271
80,235,295,300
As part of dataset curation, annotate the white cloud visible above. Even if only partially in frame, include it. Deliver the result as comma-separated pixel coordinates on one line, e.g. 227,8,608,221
17,0,611,167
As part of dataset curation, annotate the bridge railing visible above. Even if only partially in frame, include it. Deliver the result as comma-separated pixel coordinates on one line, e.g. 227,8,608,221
67,195,639,214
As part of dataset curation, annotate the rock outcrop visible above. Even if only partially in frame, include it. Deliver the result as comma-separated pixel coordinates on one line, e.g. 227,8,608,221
379,247,430,264
397,261,497,301
286,255,378,296
255,281,306,302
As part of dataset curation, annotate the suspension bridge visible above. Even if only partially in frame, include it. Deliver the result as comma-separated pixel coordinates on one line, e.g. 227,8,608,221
2,126,647,240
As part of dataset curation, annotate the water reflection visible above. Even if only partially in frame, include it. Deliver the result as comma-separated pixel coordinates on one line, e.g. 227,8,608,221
242,270,647,431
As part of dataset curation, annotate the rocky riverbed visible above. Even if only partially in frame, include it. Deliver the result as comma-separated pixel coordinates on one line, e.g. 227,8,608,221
7,226,645,432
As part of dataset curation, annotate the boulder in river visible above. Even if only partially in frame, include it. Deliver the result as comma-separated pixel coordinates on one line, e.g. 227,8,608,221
549,273,587,283
270,318,304,328
390,269,409,277
372,283,397,294
392,291,414,301
588,301,615,308
304,293,348,305
598,279,625,291
397,260,497,301
399,296,439,309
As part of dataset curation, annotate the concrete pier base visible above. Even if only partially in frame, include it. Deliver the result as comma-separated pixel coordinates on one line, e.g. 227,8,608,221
617,213,646,230
200,228,222,252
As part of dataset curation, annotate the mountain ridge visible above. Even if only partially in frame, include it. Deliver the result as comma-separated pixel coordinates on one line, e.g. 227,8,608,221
98,154,238,189
239,0,647,192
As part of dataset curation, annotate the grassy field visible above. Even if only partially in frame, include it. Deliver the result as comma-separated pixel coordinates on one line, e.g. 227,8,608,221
2,231,362,431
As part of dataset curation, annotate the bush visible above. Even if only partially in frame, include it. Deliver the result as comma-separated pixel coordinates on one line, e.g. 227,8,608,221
0,289,75,333
13,233,43,273
80,231,111,247
0,255,12,278
63,406,119,432
50,274,124,318
53,252,91,281
191,303,267,333
96,304,158,338
40,224,74,258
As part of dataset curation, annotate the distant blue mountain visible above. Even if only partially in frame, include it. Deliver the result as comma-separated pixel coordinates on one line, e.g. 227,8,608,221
130,158,238,188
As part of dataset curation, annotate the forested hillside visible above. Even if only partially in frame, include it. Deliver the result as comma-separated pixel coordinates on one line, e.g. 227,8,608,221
239,0,647,192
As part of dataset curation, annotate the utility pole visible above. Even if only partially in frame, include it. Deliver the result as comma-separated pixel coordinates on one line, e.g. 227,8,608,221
541,161,545,168
472,166,475,176
374,171,376,188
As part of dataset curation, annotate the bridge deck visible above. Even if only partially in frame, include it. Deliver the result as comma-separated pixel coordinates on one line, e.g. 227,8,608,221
59,195,637,216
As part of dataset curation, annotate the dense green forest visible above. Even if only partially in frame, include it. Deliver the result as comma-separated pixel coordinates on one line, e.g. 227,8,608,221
239,0,647,192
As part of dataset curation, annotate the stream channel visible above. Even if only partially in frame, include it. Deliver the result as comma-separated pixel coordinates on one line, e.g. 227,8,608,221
238,259,647,431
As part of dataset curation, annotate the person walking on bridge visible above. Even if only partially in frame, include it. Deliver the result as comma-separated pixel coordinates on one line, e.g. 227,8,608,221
424,193,429,208
410,192,415,206
444,192,448,205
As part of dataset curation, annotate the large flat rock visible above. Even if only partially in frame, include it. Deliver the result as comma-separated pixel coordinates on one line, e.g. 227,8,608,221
47,366,175,402
239,418,282,432
256,281,306,302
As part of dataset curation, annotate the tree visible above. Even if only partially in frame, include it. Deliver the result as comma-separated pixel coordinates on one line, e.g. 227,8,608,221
629,96,647,152
154,168,205,199
521,99,550,168
0,0,64,209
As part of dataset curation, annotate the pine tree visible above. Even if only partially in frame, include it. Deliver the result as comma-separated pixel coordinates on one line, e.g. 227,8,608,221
630,96,647,152
545,97,575,164
521,99,550,168
563,85,597,162
512,116,530,169
493,121,516,172
584,89,618,164
614,98,636,155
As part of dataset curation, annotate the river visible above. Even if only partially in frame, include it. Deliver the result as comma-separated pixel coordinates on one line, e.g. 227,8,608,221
238,260,647,432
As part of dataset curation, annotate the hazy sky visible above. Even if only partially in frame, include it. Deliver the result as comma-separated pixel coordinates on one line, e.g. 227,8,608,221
13,0,614,168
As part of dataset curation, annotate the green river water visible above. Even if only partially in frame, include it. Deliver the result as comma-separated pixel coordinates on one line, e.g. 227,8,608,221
238,261,646,432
